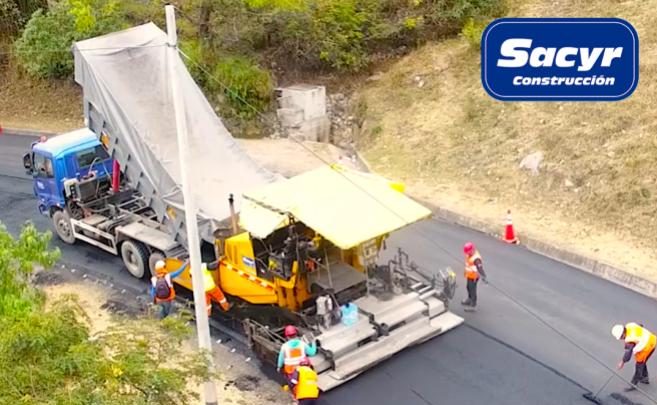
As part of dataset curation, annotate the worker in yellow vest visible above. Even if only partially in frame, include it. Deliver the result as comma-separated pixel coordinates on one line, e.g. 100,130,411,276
461,242,488,310
289,358,320,405
194,261,231,315
612,322,657,391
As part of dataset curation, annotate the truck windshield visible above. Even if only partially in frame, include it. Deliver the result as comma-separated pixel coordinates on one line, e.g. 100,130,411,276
76,145,110,169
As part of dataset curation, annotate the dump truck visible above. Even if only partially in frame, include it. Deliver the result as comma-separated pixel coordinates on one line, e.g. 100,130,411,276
22,22,464,391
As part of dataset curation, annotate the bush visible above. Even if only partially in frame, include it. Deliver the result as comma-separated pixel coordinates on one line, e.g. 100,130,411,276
14,0,127,79
0,0,23,36
180,38,219,88
210,56,273,118
0,223,212,403
461,18,487,49
239,0,504,71
313,0,380,71
14,5,77,78
0,0,49,36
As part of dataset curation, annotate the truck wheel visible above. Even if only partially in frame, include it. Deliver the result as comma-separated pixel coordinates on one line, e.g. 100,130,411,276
121,240,149,279
148,251,165,278
53,210,76,244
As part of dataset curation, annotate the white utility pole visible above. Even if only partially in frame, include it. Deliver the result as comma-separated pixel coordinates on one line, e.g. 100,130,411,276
165,5,218,405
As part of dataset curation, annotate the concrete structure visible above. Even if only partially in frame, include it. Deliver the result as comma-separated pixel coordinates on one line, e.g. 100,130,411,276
276,84,331,142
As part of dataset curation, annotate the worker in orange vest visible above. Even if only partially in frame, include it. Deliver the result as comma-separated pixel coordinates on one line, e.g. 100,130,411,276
461,242,488,310
278,325,317,390
150,259,188,319
289,358,320,405
612,322,657,391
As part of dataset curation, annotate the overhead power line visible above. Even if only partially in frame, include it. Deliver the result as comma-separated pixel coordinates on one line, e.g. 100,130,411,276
0,43,166,57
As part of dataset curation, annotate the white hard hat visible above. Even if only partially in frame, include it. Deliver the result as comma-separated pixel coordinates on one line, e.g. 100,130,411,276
611,324,624,340
155,260,166,270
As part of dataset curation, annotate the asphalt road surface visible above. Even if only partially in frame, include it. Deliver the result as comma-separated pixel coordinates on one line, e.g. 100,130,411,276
2,132,656,405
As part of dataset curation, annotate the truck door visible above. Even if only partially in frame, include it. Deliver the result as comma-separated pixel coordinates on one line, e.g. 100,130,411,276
32,152,57,211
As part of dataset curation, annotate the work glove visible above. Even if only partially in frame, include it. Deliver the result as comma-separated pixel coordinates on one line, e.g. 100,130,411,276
482,277,489,285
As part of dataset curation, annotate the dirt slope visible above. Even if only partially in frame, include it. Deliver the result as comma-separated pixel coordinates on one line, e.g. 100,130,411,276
0,69,83,132
357,0,657,280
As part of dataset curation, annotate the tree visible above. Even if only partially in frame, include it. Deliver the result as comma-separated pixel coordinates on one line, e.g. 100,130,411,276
0,223,212,404
14,0,127,79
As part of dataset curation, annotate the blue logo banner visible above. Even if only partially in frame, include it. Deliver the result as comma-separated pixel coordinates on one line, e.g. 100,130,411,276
481,18,639,101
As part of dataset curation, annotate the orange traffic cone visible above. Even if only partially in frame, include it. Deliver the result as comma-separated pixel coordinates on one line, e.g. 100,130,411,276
502,210,519,244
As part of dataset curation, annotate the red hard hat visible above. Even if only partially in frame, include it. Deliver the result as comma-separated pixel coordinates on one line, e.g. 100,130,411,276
284,325,298,338
463,242,475,255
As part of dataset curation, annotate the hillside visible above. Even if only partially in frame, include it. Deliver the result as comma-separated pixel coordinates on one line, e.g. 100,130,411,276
357,0,657,279
2,0,657,281
0,69,83,131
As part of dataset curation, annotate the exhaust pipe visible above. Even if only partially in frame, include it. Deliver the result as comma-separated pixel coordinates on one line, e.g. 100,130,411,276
229,194,238,234
112,160,120,193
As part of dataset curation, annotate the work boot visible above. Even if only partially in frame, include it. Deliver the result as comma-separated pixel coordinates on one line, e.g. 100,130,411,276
641,377,650,384
461,299,472,306
624,384,637,392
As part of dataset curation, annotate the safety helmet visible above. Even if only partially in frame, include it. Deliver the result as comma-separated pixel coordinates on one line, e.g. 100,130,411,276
284,325,298,338
611,324,625,340
155,260,166,273
463,242,475,256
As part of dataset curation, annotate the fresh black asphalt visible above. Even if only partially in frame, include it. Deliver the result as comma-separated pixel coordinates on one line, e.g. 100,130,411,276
2,132,655,405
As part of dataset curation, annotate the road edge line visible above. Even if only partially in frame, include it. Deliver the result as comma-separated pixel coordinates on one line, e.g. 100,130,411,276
354,152,657,300
1,127,59,137
14,129,657,300
422,200,657,300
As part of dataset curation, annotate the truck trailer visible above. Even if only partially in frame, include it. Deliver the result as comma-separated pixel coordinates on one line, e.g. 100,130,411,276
23,22,464,391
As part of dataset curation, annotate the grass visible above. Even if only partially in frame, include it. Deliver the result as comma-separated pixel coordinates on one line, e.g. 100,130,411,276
357,0,657,279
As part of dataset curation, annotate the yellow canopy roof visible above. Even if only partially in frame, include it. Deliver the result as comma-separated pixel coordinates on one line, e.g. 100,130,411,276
238,165,432,249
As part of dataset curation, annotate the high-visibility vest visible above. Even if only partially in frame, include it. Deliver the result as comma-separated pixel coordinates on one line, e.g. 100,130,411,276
203,267,216,292
283,341,308,374
625,322,657,362
295,366,319,399
464,251,482,280
151,274,175,301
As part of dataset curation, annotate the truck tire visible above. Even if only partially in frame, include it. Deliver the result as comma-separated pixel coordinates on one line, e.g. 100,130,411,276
121,240,149,279
148,251,165,278
53,210,76,245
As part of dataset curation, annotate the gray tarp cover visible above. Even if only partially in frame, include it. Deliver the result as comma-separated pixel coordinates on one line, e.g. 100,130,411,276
72,23,275,241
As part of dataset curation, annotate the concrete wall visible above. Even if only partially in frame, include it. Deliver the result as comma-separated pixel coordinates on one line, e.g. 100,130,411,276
276,84,330,142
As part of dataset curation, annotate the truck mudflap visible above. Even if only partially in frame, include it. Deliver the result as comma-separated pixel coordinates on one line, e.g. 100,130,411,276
310,290,464,391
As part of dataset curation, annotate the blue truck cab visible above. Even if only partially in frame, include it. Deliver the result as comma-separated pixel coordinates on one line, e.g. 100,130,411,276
23,128,113,216
23,127,180,279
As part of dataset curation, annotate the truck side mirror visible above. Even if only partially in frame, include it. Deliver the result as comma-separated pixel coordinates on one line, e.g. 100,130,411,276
22,153,32,171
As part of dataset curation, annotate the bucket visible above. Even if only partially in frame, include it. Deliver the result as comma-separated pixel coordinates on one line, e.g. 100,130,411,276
341,302,358,327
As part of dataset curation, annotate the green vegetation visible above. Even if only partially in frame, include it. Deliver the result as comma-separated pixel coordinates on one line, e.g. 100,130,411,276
4,0,504,119
0,223,211,404
460,17,487,49
14,0,127,78
210,56,273,118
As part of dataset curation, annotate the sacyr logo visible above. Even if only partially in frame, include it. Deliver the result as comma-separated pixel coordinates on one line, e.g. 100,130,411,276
481,18,639,101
